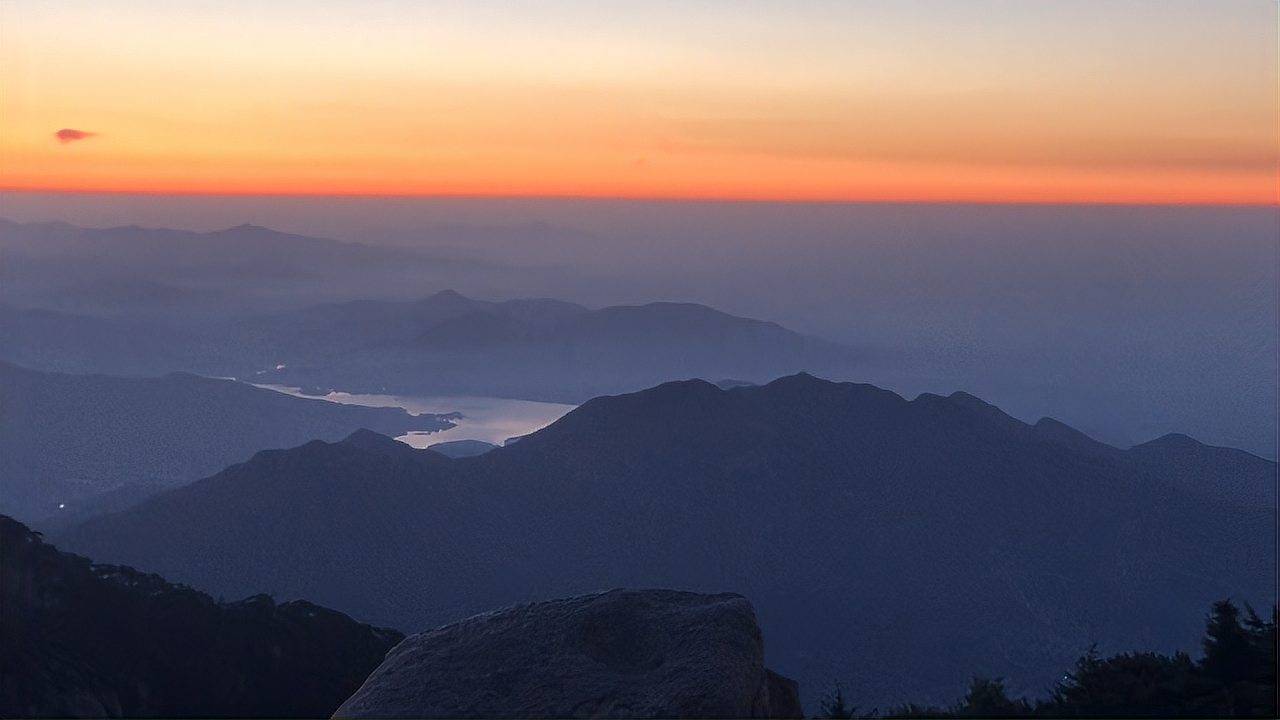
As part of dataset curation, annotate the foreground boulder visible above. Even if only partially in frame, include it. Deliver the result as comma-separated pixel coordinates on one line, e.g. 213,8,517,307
334,589,802,718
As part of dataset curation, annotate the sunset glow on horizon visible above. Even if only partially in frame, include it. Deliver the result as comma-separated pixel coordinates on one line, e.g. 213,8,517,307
1,0,1275,205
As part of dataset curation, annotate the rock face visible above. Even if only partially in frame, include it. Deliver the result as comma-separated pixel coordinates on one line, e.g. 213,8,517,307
334,589,802,719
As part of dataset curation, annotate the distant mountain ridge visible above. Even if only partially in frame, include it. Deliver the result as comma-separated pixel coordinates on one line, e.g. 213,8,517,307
219,290,863,401
0,284,867,402
0,218,472,315
56,374,1276,711
0,217,428,275
0,216,870,398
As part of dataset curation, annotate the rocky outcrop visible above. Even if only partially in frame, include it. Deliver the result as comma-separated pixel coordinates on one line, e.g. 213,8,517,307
334,589,802,718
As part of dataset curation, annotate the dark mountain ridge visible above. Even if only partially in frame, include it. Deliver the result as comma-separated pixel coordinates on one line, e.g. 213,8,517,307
55,374,1276,710
0,515,401,718
0,361,453,524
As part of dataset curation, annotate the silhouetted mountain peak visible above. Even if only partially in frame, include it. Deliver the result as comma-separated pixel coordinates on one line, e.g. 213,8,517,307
340,428,412,455
587,302,776,333
424,289,471,303
1034,416,1073,432
206,223,293,239
604,377,723,408
209,223,327,241
781,370,816,382
1033,417,1121,457
1034,416,1094,442
910,389,1029,431
427,439,497,458
1133,433,1203,451
199,222,377,251
760,372,845,398
947,390,1009,415
642,301,711,311
539,377,724,438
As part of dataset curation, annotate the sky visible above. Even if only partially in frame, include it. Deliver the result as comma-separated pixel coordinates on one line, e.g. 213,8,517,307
0,0,1275,204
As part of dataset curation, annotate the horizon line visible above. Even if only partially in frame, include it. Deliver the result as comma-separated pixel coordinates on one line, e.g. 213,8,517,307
1,186,1275,209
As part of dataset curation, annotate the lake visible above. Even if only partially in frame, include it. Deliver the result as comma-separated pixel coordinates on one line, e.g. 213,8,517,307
255,384,576,449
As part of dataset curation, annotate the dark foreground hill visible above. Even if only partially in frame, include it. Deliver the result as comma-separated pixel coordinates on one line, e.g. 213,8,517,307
0,515,401,718
57,375,1278,709
0,362,453,524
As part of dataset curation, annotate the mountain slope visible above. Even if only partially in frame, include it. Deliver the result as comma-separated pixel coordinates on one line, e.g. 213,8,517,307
0,303,200,376
55,375,1276,709
1128,433,1277,507
0,362,453,524
0,515,401,718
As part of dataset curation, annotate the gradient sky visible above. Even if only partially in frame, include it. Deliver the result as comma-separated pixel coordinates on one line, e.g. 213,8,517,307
1,0,1275,203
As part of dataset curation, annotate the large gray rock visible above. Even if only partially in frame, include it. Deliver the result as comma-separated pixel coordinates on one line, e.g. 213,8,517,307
334,589,802,718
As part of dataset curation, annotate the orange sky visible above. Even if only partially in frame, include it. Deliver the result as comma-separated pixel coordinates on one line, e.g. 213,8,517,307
1,1,1275,204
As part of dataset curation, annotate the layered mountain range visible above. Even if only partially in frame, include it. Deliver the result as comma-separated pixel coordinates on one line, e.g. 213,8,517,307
55,374,1277,709
0,289,862,403
224,290,860,401
0,218,459,315
0,220,865,401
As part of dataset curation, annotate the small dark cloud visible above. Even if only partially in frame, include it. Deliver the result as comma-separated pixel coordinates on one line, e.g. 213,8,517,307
56,128,96,144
